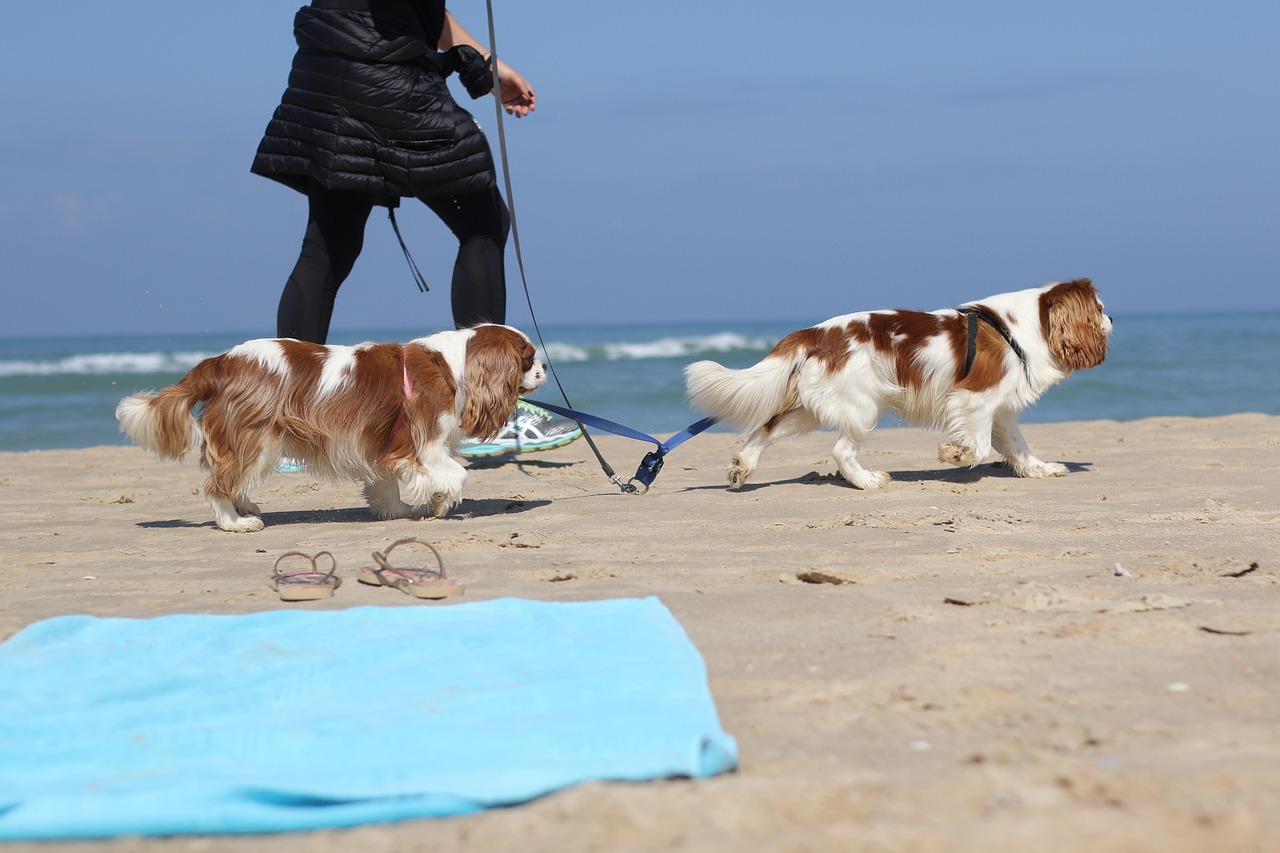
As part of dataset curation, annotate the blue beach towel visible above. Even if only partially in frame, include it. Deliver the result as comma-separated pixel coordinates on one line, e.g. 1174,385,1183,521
0,597,737,840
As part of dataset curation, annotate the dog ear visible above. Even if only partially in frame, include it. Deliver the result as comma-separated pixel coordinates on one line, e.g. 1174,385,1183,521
1044,279,1109,371
459,328,525,440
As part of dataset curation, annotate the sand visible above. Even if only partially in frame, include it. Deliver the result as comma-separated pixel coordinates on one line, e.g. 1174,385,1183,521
1,413,1277,852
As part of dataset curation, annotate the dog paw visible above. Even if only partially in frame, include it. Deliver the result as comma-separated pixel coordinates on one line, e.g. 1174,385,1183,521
938,442,976,467
427,492,456,518
727,458,752,491
1018,460,1068,478
848,470,890,490
217,516,265,533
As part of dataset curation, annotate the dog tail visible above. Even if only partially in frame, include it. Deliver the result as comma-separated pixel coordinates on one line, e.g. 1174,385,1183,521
684,341,805,431
115,358,222,459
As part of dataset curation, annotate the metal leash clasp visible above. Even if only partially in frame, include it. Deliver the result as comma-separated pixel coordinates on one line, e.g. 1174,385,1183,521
609,473,640,495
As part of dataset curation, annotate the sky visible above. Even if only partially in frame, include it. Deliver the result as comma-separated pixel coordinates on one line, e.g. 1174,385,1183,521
1,1,1277,340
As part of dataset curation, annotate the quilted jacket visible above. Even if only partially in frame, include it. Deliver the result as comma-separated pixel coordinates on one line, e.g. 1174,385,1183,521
251,2,495,203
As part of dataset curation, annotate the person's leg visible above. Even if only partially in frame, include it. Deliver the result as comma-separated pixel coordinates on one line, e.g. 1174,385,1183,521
421,186,581,457
276,184,376,344
420,185,510,328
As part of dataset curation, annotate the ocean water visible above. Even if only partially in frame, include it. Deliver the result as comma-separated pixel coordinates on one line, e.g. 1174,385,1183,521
0,312,1276,454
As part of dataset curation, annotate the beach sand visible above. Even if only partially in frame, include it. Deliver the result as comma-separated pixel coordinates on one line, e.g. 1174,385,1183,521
1,414,1277,852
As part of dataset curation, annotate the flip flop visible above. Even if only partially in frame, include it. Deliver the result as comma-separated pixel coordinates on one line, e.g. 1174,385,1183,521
357,538,463,600
270,551,342,602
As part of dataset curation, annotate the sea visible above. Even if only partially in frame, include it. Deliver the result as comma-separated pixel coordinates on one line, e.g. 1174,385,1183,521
1,312,1276,454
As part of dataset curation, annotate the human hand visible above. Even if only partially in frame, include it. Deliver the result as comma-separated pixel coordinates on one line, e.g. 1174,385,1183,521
495,59,536,117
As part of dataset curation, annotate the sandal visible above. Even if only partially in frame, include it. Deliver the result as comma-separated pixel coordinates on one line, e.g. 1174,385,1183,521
357,538,463,600
270,551,342,602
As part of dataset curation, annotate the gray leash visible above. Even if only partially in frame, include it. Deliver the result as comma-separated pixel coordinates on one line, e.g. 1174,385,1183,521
482,0,634,492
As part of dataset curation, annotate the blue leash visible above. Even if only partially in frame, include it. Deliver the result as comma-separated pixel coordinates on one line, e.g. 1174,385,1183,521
529,400,718,493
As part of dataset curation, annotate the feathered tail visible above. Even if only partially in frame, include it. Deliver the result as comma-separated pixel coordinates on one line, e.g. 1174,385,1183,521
115,358,222,459
684,349,802,431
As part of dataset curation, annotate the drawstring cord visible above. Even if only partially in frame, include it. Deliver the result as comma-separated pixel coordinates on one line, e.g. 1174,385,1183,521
389,208,429,293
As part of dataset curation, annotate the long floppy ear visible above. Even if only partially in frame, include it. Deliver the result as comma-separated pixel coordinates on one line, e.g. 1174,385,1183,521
1042,279,1109,371
459,327,528,439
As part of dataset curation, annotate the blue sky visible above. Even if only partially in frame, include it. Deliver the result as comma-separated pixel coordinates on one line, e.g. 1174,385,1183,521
1,1,1276,339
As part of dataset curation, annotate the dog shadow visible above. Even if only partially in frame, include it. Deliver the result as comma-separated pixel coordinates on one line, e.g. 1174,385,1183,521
455,497,551,518
136,507,386,530
137,518,217,530
684,460,1094,493
466,456,577,471
135,497,550,530
894,459,1094,483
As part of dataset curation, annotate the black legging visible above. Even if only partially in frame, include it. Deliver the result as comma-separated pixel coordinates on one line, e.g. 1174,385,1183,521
276,182,510,344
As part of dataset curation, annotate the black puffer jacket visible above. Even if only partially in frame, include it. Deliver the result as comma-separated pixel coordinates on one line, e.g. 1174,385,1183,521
251,3,495,204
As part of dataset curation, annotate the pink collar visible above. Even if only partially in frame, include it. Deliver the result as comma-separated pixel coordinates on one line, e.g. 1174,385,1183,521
384,346,413,453
401,345,414,400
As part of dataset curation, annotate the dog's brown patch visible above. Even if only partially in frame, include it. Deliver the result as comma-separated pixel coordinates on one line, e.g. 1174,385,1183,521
771,325,855,374
944,307,1016,393
865,311,947,389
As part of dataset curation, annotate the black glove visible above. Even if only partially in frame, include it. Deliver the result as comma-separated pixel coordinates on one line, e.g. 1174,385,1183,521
448,45,493,100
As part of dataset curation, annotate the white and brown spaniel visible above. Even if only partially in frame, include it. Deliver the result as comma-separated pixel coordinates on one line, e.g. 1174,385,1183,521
685,279,1111,491
116,325,545,532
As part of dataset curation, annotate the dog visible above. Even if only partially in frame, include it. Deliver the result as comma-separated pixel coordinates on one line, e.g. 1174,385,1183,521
684,279,1111,491
116,324,545,532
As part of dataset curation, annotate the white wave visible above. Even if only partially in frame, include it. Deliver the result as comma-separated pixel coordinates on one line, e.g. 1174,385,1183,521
0,351,212,378
539,332,775,364
606,333,774,360
538,343,591,363
0,332,778,377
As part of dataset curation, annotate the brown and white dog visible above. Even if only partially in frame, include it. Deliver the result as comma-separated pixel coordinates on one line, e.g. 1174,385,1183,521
685,279,1111,491
116,325,545,532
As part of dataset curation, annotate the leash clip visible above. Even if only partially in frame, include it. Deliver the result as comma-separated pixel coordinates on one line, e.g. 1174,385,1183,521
626,448,666,495
609,473,640,495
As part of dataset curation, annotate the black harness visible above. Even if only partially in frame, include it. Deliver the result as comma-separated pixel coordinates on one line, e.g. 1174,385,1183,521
959,307,1028,379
